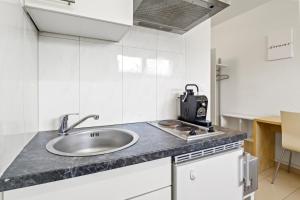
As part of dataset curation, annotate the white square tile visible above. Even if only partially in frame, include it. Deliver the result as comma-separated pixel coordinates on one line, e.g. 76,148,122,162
80,39,123,127
0,0,26,136
0,44,24,136
285,188,300,200
122,26,158,50
123,47,157,123
39,36,80,131
157,31,185,54
157,51,186,120
23,18,38,135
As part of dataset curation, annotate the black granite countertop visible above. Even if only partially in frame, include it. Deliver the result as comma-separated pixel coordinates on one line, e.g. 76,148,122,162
0,122,247,192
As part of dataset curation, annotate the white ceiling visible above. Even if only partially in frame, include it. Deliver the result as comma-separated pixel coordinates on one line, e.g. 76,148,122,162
211,0,273,26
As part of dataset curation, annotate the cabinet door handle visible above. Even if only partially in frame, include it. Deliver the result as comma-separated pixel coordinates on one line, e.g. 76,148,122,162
60,0,75,5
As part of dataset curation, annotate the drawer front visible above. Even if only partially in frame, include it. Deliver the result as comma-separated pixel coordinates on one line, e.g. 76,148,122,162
130,187,171,200
4,158,171,200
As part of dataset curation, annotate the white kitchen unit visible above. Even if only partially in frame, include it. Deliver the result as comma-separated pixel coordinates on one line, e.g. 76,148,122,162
173,148,244,200
24,0,133,41
3,158,171,200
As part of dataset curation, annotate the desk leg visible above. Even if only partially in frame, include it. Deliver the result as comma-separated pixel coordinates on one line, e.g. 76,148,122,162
253,121,281,172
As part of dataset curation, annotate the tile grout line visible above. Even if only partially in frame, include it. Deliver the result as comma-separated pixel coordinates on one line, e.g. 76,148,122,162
259,168,300,200
121,42,124,123
78,38,81,120
155,30,158,121
282,186,300,200
37,31,40,132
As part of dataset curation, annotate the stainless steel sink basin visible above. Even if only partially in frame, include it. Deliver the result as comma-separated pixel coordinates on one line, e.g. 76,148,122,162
46,128,139,157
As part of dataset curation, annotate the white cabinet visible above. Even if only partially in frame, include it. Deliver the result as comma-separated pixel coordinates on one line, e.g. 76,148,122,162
131,187,171,200
173,149,244,200
24,0,133,41
3,158,171,200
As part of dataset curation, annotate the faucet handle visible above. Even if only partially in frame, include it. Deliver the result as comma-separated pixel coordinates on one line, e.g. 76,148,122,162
59,113,79,134
60,113,79,120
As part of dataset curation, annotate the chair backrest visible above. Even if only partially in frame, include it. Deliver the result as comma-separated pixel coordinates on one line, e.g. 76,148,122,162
281,111,300,152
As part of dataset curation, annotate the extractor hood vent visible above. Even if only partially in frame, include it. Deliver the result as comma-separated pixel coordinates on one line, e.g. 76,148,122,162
134,0,229,34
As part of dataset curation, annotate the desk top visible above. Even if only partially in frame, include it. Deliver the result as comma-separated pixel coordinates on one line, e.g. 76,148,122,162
255,116,281,126
222,113,258,120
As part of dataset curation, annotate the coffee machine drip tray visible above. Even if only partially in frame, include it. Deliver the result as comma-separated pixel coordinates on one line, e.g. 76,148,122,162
148,120,224,141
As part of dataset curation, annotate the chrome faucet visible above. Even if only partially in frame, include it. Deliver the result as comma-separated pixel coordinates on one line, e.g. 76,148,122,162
58,113,99,135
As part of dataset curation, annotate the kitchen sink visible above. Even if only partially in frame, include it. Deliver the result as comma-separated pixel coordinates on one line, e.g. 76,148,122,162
46,128,139,157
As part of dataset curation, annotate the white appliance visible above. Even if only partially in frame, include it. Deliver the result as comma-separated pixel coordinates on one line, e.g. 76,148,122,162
173,141,258,200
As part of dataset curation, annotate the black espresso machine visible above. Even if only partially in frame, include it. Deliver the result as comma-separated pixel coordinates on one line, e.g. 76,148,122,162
178,84,213,131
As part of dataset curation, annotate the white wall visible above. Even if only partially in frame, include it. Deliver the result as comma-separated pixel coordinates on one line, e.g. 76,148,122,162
38,21,211,131
212,0,300,116
0,0,38,175
212,0,300,167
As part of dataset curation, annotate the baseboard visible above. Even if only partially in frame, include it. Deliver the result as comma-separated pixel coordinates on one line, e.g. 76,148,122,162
280,163,300,175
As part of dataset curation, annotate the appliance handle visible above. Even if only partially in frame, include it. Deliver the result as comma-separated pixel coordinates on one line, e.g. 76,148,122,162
185,84,199,94
244,152,251,187
182,92,188,102
239,154,244,186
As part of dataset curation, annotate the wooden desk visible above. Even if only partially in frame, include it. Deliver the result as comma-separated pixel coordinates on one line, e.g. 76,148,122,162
252,116,281,172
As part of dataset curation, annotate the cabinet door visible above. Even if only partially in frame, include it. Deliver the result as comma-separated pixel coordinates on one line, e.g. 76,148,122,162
131,187,171,200
4,158,171,200
174,149,244,200
24,0,132,41
24,0,132,25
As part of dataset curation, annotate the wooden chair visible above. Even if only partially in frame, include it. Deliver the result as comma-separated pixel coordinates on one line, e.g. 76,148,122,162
271,111,300,184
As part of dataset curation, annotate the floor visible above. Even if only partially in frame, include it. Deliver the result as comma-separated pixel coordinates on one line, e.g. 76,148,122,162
256,168,300,200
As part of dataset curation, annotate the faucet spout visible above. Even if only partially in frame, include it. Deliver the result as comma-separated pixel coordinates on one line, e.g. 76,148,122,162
58,114,99,135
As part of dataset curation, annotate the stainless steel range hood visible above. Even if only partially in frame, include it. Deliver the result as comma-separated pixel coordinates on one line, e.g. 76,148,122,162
133,0,230,34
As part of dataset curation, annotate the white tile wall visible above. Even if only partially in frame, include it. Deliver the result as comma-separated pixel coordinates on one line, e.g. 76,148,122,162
23,11,39,140
0,0,25,137
38,24,211,131
122,26,158,50
158,31,185,54
0,0,38,175
157,51,186,120
123,47,157,123
80,38,123,127
39,36,80,131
